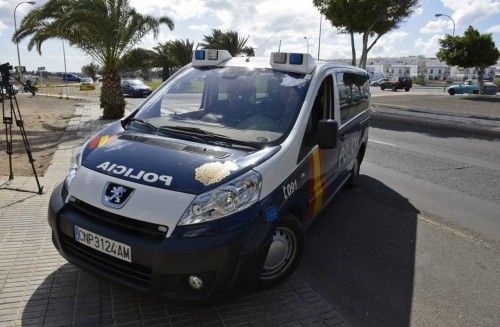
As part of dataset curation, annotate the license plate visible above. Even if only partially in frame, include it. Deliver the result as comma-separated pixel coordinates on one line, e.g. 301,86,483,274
74,226,132,262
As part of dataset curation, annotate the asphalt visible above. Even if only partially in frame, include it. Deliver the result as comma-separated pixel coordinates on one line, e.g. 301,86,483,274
297,122,500,326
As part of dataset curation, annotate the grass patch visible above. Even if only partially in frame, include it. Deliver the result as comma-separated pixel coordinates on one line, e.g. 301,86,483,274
147,80,163,90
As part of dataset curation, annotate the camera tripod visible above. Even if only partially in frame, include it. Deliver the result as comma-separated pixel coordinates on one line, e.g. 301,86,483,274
1,67,43,194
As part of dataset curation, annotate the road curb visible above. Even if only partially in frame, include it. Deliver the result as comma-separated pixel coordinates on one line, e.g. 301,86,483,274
371,111,500,139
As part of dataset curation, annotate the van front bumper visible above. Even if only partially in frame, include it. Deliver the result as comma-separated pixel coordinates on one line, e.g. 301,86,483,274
48,183,272,302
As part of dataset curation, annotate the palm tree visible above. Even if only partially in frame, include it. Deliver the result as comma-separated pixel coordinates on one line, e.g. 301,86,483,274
14,0,174,119
152,42,176,81
119,48,157,80
200,29,254,57
167,39,194,67
153,39,194,81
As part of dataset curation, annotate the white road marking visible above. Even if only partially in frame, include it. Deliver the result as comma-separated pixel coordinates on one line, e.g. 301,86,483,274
368,139,397,147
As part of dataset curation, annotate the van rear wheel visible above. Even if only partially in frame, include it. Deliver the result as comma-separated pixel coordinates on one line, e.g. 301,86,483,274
259,213,304,288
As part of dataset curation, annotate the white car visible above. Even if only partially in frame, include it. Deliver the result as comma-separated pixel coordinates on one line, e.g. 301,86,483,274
80,77,94,85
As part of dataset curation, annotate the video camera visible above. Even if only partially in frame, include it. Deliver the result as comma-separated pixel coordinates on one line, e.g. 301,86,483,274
0,62,13,86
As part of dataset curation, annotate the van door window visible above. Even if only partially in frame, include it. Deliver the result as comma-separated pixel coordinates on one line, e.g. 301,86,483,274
337,72,369,125
299,75,333,160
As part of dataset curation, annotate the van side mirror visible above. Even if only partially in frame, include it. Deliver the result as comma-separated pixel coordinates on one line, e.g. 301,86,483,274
317,119,339,149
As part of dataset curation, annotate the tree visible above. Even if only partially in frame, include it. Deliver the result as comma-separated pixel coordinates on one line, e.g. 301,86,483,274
437,26,499,94
313,0,419,68
14,0,174,119
200,29,254,57
155,39,194,81
166,39,194,67
119,48,157,80
81,62,100,80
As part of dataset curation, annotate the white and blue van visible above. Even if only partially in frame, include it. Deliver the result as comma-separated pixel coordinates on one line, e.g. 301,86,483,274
48,49,370,301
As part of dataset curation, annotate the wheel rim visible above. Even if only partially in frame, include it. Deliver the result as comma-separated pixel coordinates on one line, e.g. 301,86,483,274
261,227,297,281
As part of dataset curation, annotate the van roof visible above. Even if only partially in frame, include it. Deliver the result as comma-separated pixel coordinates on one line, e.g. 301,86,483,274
194,56,368,75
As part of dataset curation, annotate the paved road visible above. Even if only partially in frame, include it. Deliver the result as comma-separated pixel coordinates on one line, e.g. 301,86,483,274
298,123,500,326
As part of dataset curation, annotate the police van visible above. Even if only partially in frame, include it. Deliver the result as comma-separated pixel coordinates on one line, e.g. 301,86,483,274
48,49,370,301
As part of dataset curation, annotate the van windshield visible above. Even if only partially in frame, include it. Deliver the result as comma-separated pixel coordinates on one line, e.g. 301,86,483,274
133,66,310,146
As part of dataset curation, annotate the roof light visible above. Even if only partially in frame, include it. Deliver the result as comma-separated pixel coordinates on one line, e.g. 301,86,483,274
269,52,316,74
289,53,303,65
207,49,218,60
194,50,205,60
192,49,232,67
273,52,287,64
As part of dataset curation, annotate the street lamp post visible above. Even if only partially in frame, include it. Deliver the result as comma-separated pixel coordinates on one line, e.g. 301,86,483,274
435,13,455,36
435,13,456,84
13,1,36,81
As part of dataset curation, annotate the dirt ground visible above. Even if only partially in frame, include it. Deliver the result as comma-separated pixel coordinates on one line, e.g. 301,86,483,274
0,94,82,177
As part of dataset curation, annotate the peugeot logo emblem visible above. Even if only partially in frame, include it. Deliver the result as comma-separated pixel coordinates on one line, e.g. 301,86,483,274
102,182,134,209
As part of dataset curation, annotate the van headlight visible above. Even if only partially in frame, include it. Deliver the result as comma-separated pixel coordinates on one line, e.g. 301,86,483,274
178,170,262,225
65,152,82,187
62,150,83,201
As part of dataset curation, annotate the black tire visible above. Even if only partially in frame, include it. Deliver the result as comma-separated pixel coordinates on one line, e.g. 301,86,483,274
405,87,410,92
448,89,455,95
392,85,397,92
472,90,479,94
380,85,385,90
347,157,360,188
259,213,305,288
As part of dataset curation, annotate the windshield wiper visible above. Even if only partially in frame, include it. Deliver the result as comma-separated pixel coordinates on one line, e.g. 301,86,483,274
159,125,264,149
127,118,158,131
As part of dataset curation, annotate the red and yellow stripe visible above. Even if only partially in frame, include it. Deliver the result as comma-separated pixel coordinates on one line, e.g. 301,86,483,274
309,148,325,218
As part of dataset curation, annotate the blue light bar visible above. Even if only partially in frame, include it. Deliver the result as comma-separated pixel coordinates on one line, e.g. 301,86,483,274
194,50,205,60
289,53,303,65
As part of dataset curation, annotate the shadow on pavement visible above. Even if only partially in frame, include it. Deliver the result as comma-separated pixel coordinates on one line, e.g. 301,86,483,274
22,262,346,325
371,117,498,141
298,175,419,327
460,96,500,103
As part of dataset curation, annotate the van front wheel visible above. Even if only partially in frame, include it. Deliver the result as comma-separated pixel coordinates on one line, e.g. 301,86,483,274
259,213,304,287
347,158,360,188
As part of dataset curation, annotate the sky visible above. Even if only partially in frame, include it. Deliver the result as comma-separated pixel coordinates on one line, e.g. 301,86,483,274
0,0,499,72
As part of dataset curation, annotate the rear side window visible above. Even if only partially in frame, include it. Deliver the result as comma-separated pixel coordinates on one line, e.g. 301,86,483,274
336,72,369,124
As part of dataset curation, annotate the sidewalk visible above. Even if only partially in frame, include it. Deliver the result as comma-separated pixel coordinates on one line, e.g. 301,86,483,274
0,103,349,326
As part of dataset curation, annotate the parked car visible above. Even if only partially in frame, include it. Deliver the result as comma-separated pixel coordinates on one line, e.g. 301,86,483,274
121,79,152,97
369,78,387,86
80,77,94,85
80,77,96,91
380,77,412,92
62,73,82,83
447,80,498,95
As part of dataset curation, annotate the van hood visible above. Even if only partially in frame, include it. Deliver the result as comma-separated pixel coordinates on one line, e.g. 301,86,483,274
81,122,280,195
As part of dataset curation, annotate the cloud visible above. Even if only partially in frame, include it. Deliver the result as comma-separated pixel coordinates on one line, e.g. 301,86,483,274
420,19,452,34
414,34,444,57
188,24,210,31
369,31,410,57
0,20,6,36
486,24,500,33
413,7,423,16
441,0,500,27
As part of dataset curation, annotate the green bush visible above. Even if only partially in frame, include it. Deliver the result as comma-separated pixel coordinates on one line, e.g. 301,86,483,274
411,73,426,86
493,78,500,90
